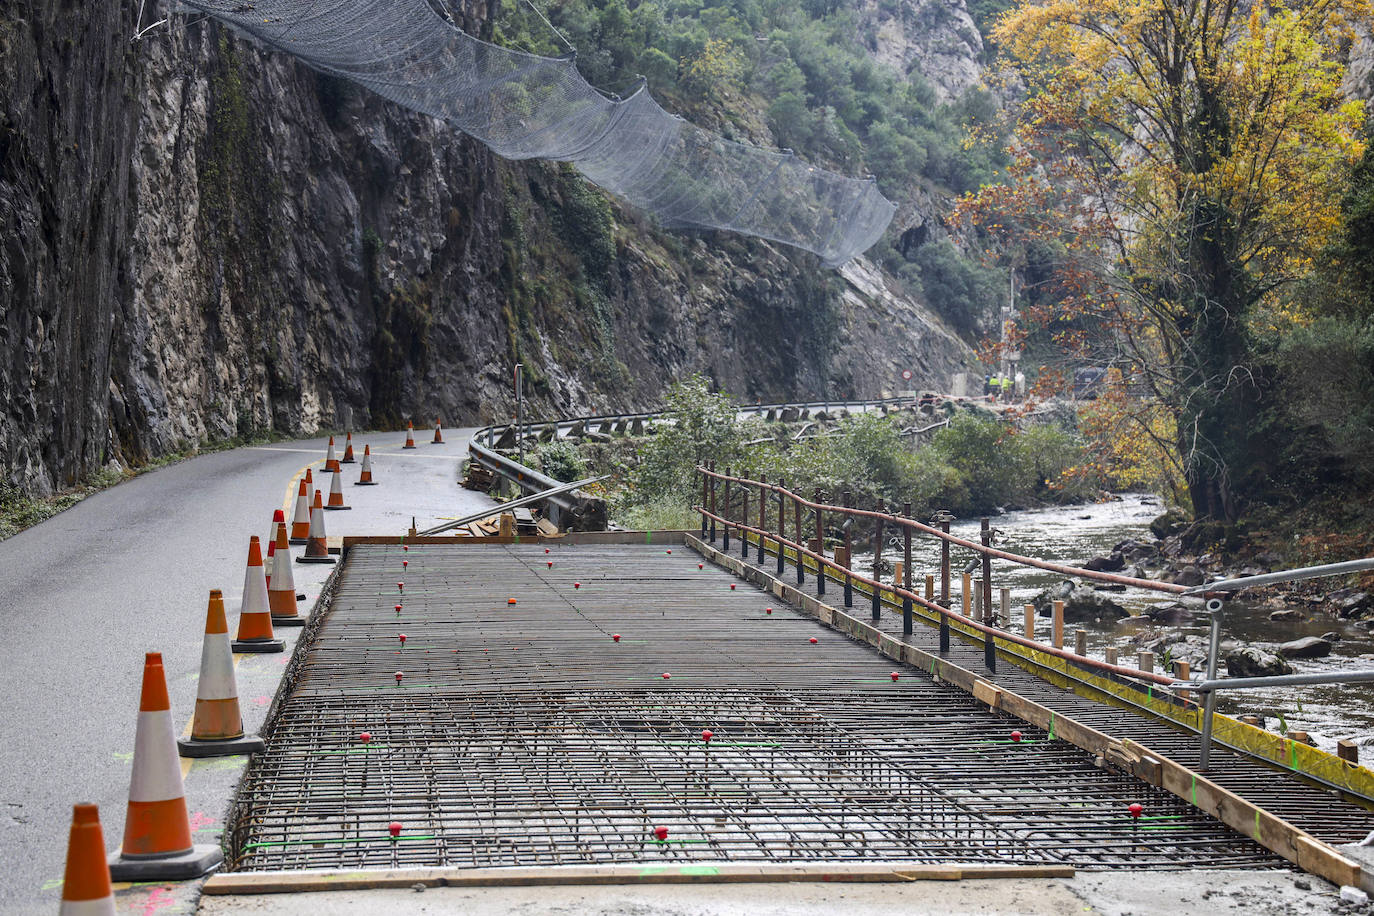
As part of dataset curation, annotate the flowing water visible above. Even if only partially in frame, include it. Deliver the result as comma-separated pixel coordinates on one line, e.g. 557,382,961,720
852,494,1374,752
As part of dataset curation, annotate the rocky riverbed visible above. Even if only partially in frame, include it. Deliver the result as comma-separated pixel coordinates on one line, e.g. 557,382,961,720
854,494,1374,753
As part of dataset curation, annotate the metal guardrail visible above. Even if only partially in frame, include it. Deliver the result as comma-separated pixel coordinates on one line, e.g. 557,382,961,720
466,395,930,531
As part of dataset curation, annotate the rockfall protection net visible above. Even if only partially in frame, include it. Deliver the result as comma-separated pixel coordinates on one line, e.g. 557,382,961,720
176,0,896,265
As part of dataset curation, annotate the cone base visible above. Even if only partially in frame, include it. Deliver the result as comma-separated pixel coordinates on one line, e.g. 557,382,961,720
271,615,307,627
354,480,378,486
340,458,356,464
231,638,286,653
323,505,352,511
288,537,309,545
402,445,416,449
297,593,307,600
178,733,265,758
296,555,337,564
109,844,223,881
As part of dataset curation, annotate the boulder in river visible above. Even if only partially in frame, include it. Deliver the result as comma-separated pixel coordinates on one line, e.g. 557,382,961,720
1224,646,1294,678
1171,565,1205,587
1149,508,1190,540
1144,602,1197,625
1084,552,1125,572
1278,636,1332,659
1033,580,1129,623
1268,609,1303,621
1328,589,1373,619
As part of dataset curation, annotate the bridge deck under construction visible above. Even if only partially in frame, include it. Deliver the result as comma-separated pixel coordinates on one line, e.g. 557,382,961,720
224,542,1291,874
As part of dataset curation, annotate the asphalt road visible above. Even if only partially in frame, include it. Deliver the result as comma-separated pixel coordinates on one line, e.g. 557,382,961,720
0,429,494,915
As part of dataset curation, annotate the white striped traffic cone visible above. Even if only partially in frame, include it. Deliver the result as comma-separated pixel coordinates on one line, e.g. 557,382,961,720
403,421,416,449
179,591,265,757
108,653,224,880
324,435,341,473
289,473,312,543
268,525,305,626
432,419,444,444
59,803,115,916
232,537,285,652
354,444,377,485
297,490,337,564
324,465,351,510
341,431,356,463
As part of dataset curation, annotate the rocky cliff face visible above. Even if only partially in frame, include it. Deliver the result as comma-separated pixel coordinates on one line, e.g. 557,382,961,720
856,0,985,103
0,1,976,496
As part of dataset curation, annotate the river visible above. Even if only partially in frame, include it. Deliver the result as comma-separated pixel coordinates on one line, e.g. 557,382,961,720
852,494,1373,753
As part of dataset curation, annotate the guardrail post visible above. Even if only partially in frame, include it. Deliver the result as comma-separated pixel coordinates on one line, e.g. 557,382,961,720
794,493,804,586
938,513,951,606
708,461,717,544
1105,646,1118,665
1199,598,1223,770
902,503,913,637
1052,600,1064,649
814,488,825,598
872,500,884,622
1023,604,1035,640
700,467,709,540
741,479,750,560
776,478,786,577
1075,629,1087,657
758,476,768,564
722,469,731,552
843,491,854,608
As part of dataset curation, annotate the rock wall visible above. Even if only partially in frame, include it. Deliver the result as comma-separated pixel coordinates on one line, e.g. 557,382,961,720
0,1,975,495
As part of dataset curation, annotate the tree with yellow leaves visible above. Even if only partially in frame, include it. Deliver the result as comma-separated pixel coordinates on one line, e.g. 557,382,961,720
960,0,1367,520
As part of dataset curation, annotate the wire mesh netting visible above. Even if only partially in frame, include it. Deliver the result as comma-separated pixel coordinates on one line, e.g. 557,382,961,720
225,544,1283,872
172,0,897,265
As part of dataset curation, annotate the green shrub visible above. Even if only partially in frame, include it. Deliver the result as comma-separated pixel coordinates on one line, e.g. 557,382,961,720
536,439,588,483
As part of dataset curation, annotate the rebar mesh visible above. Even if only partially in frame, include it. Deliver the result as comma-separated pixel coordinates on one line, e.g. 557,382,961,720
226,544,1281,872
173,0,896,266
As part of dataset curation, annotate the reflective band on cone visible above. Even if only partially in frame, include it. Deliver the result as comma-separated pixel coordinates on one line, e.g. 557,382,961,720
180,591,265,757
232,537,284,653
297,490,337,564
269,526,305,626
341,431,356,463
324,466,350,510
109,654,224,880
324,435,340,473
289,476,311,543
403,421,416,449
60,804,115,916
355,444,377,485
432,419,444,444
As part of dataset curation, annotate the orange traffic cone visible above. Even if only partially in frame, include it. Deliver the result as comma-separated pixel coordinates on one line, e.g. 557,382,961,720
60,803,115,916
325,466,351,510
403,421,416,449
341,431,356,464
179,591,265,757
232,537,284,653
297,490,337,564
432,419,444,444
354,444,377,486
289,475,311,543
324,435,341,473
268,525,305,626
108,653,224,880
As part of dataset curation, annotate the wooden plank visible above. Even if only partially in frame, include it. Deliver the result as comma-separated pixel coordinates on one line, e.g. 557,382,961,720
204,862,1076,895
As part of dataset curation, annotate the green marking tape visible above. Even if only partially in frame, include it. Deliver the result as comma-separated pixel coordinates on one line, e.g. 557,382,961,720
1289,739,1299,770
679,865,721,875
1047,714,1056,741
1191,774,1197,806
1255,810,1262,840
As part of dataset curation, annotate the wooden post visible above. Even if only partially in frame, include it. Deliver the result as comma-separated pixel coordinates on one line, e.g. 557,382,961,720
999,587,1010,628
1023,604,1035,640
1138,650,1154,673
1175,660,1191,701
961,572,972,618
1105,646,1119,666
722,468,731,552
1051,600,1064,649
979,518,993,626
1074,629,1087,657
939,514,951,606
925,575,935,603
814,487,825,597
1337,740,1359,764
894,562,905,591
700,466,709,539
793,491,804,586
842,490,853,606
776,478,786,577
708,461,717,543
